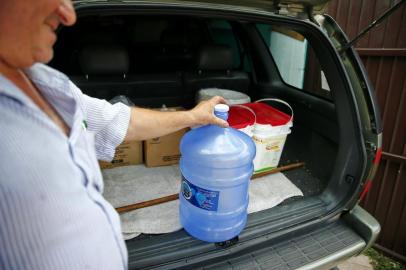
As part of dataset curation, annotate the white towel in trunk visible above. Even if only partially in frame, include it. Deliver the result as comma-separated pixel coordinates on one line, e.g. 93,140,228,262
102,164,303,240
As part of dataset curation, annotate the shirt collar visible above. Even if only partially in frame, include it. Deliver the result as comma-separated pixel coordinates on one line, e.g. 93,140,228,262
0,63,71,102
0,63,77,128
24,63,69,90
0,72,37,110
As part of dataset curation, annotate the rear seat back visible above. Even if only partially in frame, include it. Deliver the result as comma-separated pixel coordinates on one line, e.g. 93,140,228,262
71,44,183,108
71,42,249,109
55,17,251,109
184,44,250,107
79,44,129,77
127,73,183,108
125,25,186,108
71,44,130,101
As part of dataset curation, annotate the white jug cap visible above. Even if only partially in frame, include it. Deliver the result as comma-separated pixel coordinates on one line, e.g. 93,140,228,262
214,104,229,113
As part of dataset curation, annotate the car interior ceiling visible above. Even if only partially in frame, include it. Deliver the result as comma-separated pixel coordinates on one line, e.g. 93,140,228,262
49,13,350,218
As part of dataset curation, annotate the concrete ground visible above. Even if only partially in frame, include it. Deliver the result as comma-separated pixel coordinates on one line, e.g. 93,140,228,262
337,254,373,270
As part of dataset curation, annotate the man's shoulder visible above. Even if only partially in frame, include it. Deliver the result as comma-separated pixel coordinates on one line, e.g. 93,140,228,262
30,63,67,78
25,63,71,89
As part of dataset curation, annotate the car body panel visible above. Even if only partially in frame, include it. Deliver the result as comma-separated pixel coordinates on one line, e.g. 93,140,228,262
72,0,330,17
314,14,383,210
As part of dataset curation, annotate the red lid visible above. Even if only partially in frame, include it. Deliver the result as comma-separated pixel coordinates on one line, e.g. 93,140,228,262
228,105,256,129
228,102,291,128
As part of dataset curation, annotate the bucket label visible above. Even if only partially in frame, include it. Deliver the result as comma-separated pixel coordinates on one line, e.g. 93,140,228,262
252,135,287,172
181,176,219,211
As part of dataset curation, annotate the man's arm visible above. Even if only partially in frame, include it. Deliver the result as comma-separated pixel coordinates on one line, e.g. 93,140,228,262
68,77,228,158
124,96,229,141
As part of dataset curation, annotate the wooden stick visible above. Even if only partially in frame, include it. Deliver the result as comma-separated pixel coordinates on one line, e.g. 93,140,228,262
115,162,305,214
251,162,305,179
115,194,180,213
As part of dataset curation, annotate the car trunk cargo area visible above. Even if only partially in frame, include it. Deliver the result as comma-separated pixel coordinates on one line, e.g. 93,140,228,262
49,5,368,268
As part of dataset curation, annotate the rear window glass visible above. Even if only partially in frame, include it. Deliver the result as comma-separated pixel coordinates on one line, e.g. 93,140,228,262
256,24,332,100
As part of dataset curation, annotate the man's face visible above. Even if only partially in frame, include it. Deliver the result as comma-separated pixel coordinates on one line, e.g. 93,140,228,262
0,0,76,68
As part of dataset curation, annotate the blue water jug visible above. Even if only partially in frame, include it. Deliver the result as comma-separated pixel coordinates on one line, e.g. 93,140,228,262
179,104,256,242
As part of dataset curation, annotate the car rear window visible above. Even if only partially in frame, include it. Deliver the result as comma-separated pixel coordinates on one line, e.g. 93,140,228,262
256,23,332,100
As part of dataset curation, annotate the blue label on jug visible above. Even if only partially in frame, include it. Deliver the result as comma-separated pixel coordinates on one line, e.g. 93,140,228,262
181,176,219,211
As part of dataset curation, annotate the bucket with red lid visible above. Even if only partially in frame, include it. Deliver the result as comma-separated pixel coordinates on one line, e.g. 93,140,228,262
228,99,293,173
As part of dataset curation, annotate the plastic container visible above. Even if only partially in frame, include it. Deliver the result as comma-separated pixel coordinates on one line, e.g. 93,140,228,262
196,88,251,105
179,104,256,242
228,99,293,173
227,104,257,137
109,95,134,106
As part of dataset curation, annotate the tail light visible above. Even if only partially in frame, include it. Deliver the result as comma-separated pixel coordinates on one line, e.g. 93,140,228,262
359,147,382,201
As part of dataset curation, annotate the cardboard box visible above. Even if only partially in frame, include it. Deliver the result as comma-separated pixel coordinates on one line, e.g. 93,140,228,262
144,107,189,167
144,128,188,167
99,140,143,169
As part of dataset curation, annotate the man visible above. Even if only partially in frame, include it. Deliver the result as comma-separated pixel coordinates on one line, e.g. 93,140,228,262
0,1,228,269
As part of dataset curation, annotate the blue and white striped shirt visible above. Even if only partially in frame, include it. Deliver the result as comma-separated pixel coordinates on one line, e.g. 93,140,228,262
0,64,131,269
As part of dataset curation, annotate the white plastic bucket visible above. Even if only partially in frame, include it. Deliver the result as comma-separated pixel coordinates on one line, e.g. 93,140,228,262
196,88,251,105
229,98,293,173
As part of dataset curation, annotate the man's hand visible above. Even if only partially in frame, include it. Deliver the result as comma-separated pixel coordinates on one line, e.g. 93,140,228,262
189,96,229,128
